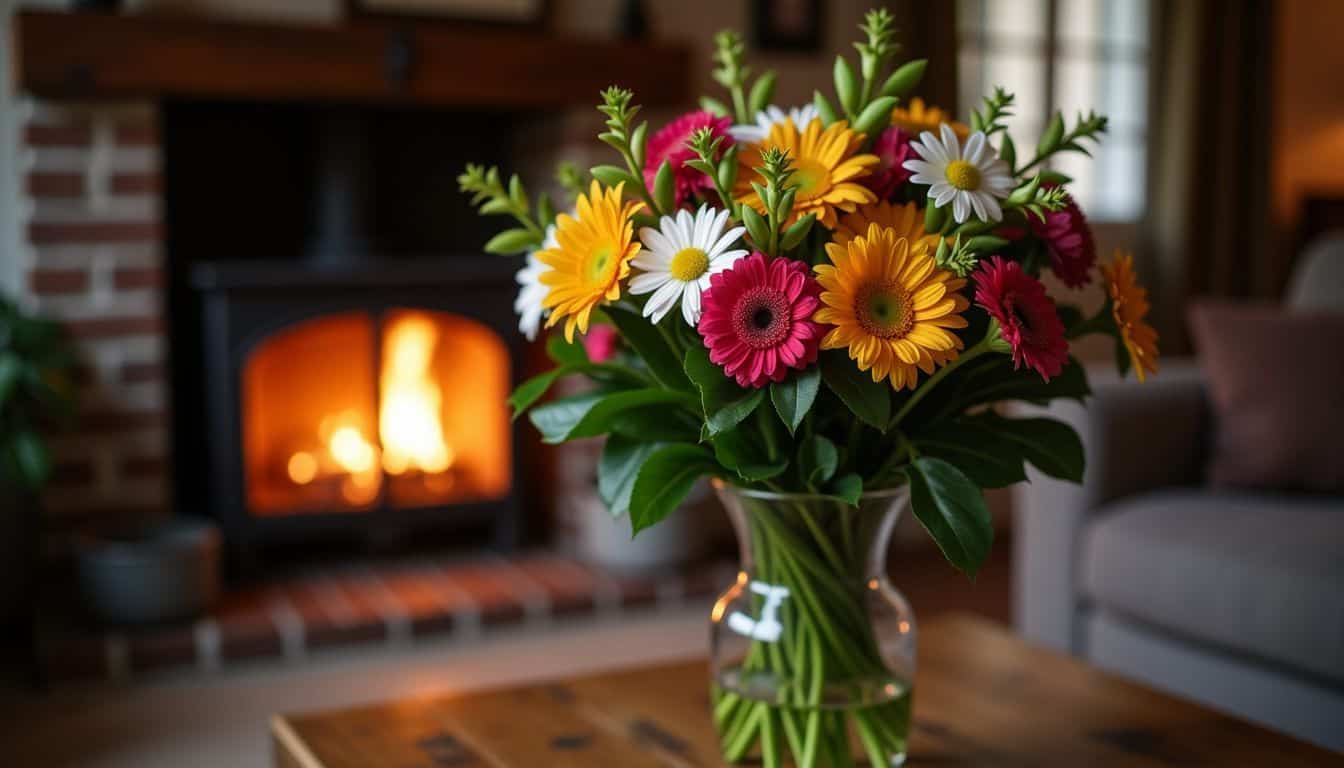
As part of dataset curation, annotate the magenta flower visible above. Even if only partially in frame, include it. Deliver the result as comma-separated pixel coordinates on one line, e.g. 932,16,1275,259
974,256,1069,381
644,110,733,208
581,324,620,363
862,126,916,200
1029,192,1096,289
698,253,823,388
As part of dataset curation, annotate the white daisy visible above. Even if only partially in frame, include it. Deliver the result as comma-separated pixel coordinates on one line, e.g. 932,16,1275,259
728,104,821,144
514,224,557,340
631,205,748,326
902,124,1013,223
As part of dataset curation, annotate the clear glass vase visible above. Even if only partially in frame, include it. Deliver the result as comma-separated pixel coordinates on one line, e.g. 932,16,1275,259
710,482,916,767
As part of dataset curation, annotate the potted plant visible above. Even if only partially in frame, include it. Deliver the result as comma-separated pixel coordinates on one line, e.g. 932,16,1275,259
0,295,76,681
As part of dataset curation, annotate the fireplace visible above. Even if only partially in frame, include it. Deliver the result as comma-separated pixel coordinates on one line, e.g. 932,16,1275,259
193,261,526,572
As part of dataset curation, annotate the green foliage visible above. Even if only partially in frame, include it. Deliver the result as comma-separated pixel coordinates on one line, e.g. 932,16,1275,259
769,368,820,435
968,87,1015,136
797,435,839,488
0,297,77,493
711,428,788,483
913,412,1085,487
629,444,721,535
528,389,693,444
598,435,664,515
905,457,993,578
596,87,662,216
819,351,890,429
685,347,767,435
457,164,545,250
604,306,691,391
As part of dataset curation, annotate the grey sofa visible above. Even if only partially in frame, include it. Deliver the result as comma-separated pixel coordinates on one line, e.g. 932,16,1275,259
1013,235,1344,751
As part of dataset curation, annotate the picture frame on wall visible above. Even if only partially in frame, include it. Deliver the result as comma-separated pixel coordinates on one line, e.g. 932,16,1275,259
348,0,550,28
751,0,824,53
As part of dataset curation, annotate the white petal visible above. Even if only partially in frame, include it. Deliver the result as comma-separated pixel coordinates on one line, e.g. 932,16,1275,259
963,132,986,165
940,124,962,159
629,271,669,295
643,280,684,323
968,191,989,222
693,206,712,249
710,248,748,270
675,209,695,244
930,183,958,207
708,226,747,259
631,249,670,271
979,193,1003,223
903,159,938,178
641,227,677,256
952,193,970,223
681,282,702,326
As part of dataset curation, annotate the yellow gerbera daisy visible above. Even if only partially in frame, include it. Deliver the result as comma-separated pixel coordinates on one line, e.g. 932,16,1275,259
1101,250,1159,382
814,223,969,390
538,180,643,341
736,118,879,229
833,200,943,253
891,97,970,141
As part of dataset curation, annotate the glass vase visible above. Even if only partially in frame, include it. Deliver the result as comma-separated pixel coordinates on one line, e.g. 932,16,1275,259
709,482,916,767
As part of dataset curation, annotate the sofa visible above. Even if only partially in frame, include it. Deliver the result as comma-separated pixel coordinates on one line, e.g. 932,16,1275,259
1013,235,1344,751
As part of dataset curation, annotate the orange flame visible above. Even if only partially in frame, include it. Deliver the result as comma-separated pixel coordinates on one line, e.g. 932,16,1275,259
379,314,455,476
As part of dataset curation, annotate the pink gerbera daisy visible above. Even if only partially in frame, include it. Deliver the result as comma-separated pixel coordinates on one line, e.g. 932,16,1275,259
973,256,1069,381
1029,191,1096,288
644,110,733,208
698,253,823,388
862,126,916,200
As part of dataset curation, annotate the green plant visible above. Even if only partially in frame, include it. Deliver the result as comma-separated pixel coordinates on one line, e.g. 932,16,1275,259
0,296,77,494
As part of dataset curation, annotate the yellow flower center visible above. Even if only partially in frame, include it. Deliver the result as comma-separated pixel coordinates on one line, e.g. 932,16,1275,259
669,247,709,282
791,157,830,200
585,243,616,284
944,159,981,191
855,280,914,339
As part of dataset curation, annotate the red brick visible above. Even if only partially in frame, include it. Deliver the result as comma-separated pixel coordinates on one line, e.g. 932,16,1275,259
290,579,385,650
49,459,97,487
29,268,89,294
114,122,158,146
112,268,161,290
65,316,162,339
216,591,283,662
79,408,164,433
121,456,166,479
512,555,600,617
121,361,164,383
28,220,161,245
442,562,525,626
24,122,92,147
27,172,84,198
110,172,160,195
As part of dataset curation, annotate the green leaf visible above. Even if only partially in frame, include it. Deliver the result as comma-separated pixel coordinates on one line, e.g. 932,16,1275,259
798,435,838,488
9,430,50,491
828,473,863,506
483,228,538,255
701,96,732,117
630,121,649,169
913,421,1028,488
529,389,691,444
748,71,777,115
717,146,739,192
769,367,820,434
965,235,1010,253
590,164,639,189
1038,112,1065,156
852,96,898,138
880,59,927,99
629,444,720,536
741,204,771,250
833,56,860,116
780,213,816,251
604,305,691,391
812,91,838,125
924,202,947,235
906,457,993,577
978,413,1084,482
1055,303,1084,333
508,369,565,419
684,346,767,435
1039,170,1073,186
0,353,23,407
652,159,676,215
999,133,1017,171
546,335,589,366
819,351,890,429
711,428,788,483
608,406,701,443
598,434,663,515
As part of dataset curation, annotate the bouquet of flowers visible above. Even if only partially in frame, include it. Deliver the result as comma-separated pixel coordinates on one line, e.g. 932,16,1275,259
461,8,1157,766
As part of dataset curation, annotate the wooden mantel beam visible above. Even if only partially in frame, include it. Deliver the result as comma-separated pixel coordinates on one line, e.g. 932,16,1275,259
12,10,692,109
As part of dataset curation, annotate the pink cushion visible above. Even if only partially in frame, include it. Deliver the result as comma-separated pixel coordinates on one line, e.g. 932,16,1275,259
1188,301,1344,493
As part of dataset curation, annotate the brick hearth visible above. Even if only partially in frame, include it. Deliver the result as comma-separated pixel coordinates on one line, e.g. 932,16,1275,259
44,553,736,682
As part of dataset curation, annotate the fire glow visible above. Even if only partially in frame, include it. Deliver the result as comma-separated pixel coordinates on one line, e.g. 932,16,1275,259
286,314,456,502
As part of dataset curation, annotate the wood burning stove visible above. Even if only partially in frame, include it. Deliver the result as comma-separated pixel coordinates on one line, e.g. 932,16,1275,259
191,260,527,573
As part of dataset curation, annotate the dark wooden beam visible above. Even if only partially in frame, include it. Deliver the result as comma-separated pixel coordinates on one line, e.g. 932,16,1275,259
12,10,691,109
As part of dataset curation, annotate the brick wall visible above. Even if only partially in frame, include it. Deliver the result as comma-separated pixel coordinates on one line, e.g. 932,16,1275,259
15,100,169,543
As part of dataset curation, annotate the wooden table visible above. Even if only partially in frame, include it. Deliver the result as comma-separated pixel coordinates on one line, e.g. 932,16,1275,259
272,614,1339,767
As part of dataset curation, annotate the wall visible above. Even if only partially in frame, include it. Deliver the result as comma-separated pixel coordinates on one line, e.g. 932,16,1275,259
1271,0,1344,245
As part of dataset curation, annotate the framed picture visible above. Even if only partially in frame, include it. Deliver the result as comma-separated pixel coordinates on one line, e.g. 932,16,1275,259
752,0,824,53
348,0,550,28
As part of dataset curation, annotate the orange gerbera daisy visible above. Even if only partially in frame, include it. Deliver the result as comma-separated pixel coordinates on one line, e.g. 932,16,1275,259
1101,251,1159,382
832,200,943,254
891,97,970,142
736,118,878,229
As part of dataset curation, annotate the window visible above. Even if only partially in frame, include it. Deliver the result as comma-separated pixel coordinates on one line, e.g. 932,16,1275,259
957,0,1151,222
